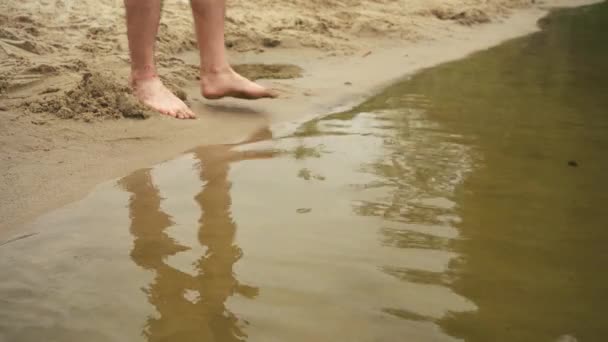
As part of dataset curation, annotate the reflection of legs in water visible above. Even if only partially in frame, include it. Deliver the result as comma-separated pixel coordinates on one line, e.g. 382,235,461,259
191,128,275,340
120,128,274,341
120,170,209,340
193,148,253,341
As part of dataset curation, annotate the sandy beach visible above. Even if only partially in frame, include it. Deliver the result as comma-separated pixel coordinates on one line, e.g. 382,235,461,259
0,0,599,232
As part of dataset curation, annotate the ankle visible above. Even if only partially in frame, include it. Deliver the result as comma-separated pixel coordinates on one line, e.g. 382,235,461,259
130,65,158,84
200,64,232,77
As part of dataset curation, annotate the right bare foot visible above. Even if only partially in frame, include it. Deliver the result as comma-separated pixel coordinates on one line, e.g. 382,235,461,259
130,76,196,119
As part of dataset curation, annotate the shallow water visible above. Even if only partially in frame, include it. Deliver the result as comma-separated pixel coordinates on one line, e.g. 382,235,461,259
2,2,608,342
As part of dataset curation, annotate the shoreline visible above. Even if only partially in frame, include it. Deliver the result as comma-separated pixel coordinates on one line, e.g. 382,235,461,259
0,0,602,234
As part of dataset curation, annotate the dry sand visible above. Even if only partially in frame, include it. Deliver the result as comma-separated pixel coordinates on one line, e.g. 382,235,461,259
0,0,601,232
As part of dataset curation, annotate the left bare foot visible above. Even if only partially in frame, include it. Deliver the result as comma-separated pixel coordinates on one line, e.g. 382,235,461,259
200,68,277,100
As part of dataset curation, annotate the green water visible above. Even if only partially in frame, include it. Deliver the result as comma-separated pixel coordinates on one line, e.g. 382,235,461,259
338,2,608,340
1,2,607,342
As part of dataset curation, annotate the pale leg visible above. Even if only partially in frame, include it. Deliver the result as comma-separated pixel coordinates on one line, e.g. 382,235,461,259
125,0,195,119
190,0,276,100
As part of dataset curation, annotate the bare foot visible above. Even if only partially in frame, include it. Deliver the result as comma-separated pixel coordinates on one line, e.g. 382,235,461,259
130,76,196,119
201,68,277,100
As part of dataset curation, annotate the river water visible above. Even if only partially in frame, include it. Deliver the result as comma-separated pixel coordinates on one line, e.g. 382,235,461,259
1,2,607,342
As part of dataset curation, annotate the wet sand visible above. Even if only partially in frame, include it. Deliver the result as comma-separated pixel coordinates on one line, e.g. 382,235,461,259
0,0,602,232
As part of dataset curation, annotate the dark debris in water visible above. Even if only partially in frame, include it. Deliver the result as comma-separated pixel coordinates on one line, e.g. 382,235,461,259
567,160,579,167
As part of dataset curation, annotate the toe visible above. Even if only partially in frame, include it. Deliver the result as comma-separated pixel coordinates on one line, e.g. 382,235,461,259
177,103,195,119
178,109,192,120
165,109,179,118
184,108,196,119
264,89,278,98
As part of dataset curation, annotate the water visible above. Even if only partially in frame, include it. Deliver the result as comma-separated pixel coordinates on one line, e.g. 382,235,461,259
1,2,608,342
